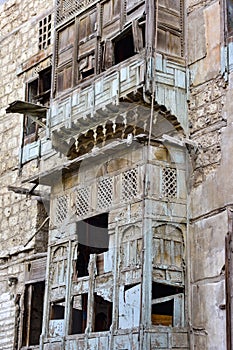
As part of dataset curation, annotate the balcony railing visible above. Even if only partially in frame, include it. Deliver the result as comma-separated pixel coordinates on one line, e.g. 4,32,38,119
49,55,145,133
49,53,187,138
20,53,187,164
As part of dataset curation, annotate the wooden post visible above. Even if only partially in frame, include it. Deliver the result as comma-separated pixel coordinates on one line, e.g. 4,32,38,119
226,207,233,350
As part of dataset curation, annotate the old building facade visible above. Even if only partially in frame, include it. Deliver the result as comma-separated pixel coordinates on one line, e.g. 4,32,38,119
0,0,233,349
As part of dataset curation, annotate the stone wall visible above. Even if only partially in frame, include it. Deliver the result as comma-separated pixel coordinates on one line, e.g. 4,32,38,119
188,0,232,349
0,0,53,348
189,76,227,186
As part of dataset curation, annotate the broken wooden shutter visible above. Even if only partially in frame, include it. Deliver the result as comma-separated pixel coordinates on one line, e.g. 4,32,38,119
25,258,47,283
77,10,97,81
57,23,75,65
157,0,183,56
79,53,95,79
102,39,113,69
132,19,143,53
56,22,75,93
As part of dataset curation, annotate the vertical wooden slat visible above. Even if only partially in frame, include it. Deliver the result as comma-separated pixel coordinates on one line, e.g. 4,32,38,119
132,19,143,53
102,40,113,70
26,285,33,347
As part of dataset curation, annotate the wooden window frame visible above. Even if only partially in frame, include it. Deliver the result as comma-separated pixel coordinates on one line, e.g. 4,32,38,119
39,14,52,50
22,282,45,347
225,0,233,40
24,67,51,143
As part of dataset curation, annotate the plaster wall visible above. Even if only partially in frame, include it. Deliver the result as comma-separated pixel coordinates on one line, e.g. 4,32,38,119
188,0,232,348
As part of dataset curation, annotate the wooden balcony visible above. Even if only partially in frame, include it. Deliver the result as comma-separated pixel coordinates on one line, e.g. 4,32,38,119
49,53,187,142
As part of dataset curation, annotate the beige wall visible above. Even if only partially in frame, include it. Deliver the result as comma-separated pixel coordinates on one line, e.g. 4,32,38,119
188,0,232,348
0,0,53,348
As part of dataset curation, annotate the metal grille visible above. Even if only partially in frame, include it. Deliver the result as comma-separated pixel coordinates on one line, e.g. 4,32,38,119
55,195,68,224
56,0,95,25
162,168,177,198
76,186,90,217
97,177,113,209
122,168,138,201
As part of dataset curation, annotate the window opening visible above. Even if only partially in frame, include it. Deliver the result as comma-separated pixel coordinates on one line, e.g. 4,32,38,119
227,0,233,34
76,186,91,217
49,299,65,337
38,67,52,105
51,245,68,286
76,213,109,278
78,52,96,80
24,79,39,140
22,282,45,346
55,194,68,225
39,14,52,50
114,28,135,65
161,167,177,198
50,301,65,320
94,294,112,332
24,67,51,143
122,167,138,201
81,67,95,79
69,294,88,334
151,282,184,327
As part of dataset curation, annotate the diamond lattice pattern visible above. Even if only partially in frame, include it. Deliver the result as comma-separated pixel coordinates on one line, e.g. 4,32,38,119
97,177,113,210
122,168,138,201
76,186,90,217
162,167,177,198
56,0,95,24
55,195,68,224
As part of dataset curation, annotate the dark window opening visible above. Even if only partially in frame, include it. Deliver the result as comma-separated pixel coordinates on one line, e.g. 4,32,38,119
24,67,51,143
24,79,39,140
28,79,38,104
78,53,95,81
227,0,233,34
69,294,88,334
94,294,112,332
38,67,52,105
114,29,135,65
76,213,109,278
50,300,65,320
151,282,183,327
81,68,95,79
22,282,45,346
26,67,51,107
140,23,146,48
152,300,173,326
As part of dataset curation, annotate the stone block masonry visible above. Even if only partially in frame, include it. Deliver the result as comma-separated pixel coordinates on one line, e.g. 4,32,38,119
0,0,53,349
189,76,227,186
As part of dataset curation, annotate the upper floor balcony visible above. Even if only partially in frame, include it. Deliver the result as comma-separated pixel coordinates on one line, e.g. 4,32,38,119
49,52,187,141
48,0,187,156
6,0,187,165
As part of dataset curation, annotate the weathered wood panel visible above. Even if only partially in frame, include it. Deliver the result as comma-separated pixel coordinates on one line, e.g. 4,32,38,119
25,257,47,283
